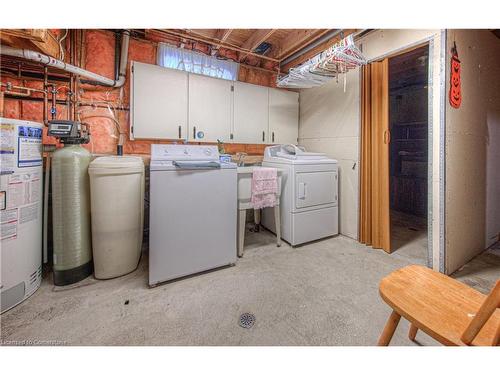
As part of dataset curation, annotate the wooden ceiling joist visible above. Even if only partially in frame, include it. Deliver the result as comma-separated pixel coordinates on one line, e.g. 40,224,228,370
213,29,234,49
146,29,360,74
1,29,60,58
280,29,358,73
269,29,329,60
238,29,277,61
151,29,280,63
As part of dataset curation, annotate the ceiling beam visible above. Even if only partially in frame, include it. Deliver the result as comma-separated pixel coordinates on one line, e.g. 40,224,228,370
213,29,233,49
238,29,276,61
148,29,280,63
280,29,357,73
1,29,61,58
269,29,329,60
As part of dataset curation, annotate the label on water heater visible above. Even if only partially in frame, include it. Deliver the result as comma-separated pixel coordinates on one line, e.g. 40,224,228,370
1,124,15,174
18,126,42,168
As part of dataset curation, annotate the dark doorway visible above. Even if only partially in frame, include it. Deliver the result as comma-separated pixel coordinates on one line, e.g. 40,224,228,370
388,45,429,260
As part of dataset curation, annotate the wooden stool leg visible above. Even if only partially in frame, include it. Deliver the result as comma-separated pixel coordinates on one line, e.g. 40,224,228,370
409,323,418,341
377,310,401,346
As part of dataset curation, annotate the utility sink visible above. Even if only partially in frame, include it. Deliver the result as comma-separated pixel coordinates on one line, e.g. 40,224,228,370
237,166,282,210
236,166,284,257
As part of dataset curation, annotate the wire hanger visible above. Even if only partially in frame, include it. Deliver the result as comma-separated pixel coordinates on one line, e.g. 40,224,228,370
277,34,367,89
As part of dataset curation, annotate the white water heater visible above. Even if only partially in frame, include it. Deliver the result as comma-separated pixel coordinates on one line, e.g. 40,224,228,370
0,118,43,314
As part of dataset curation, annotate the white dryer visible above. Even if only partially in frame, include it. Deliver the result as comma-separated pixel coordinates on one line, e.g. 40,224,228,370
262,145,338,246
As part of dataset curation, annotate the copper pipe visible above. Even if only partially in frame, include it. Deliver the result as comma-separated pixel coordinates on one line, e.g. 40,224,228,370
48,83,57,120
0,82,46,96
0,91,4,117
43,66,48,125
73,75,78,121
69,30,75,121
67,78,73,120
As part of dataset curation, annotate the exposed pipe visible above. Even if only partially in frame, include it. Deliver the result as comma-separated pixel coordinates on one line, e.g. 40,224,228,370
1,45,114,86
2,93,130,111
114,31,121,81
43,66,49,125
1,81,46,96
0,91,4,117
0,30,130,88
80,30,130,87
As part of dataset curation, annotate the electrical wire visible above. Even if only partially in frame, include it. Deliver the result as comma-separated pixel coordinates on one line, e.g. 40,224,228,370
59,29,69,61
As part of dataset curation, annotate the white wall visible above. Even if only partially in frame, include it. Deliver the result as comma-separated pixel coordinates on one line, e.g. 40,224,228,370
445,30,500,274
299,70,360,239
298,29,444,269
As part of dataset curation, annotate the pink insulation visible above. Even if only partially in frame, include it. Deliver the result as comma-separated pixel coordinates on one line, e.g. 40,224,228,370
2,29,275,156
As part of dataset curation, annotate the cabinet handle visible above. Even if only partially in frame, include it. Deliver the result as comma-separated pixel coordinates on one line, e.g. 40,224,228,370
193,126,197,140
272,132,275,143
178,126,182,139
262,131,265,142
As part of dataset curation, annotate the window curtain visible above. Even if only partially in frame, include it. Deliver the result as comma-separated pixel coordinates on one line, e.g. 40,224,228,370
157,43,239,81
359,59,391,252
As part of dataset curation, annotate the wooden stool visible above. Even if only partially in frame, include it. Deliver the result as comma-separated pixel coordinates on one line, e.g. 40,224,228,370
377,265,500,346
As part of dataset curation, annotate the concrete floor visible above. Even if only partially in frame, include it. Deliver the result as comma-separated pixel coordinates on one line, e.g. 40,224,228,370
391,210,428,264
1,228,499,346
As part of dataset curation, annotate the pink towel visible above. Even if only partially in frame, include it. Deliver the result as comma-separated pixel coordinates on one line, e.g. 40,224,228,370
251,167,278,209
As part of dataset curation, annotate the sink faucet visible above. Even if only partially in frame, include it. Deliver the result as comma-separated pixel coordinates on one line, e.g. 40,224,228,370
236,152,247,167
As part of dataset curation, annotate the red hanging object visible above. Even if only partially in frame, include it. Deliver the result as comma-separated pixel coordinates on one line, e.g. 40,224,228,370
449,43,462,109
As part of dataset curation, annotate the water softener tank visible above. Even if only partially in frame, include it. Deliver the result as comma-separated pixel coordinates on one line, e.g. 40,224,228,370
51,144,93,285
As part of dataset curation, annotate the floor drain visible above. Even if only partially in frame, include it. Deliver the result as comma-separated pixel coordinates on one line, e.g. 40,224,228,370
239,313,255,329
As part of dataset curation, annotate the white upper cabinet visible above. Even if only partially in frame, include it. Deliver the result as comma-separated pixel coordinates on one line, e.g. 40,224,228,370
269,88,299,145
131,62,188,140
188,74,232,143
131,62,299,145
233,81,269,144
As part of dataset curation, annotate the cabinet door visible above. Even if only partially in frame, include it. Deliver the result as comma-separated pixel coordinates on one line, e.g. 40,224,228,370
269,88,299,145
188,74,232,142
233,81,269,144
131,62,188,140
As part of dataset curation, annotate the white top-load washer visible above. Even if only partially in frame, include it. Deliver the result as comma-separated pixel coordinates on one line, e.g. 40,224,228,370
149,144,237,286
261,144,338,246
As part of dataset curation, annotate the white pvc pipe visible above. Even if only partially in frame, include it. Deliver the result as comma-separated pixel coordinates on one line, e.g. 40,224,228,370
116,31,130,86
0,30,130,88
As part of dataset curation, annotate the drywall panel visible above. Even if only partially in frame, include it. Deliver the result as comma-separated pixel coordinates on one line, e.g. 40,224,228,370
486,110,500,246
299,69,360,240
359,29,439,61
445,30,500,274
299,70,360,139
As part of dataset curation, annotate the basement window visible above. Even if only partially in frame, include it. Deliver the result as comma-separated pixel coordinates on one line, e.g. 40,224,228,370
157,43,239,81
